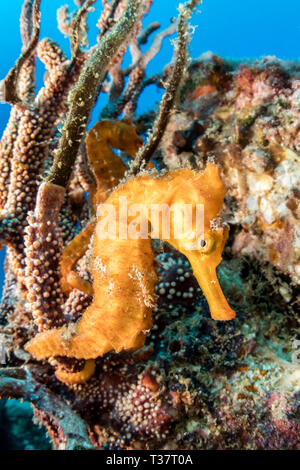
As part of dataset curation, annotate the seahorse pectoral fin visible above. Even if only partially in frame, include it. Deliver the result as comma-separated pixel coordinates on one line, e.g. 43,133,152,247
190,260,235,321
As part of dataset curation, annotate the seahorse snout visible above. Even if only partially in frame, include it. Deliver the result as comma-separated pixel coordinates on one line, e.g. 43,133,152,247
192,261,235,320
185,228,235,321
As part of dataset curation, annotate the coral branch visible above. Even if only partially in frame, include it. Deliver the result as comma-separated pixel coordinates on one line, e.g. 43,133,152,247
137,22,160,45
20,0,35,47
19,0,38,101
128,0,200,176
24,183,66,331
46,0,143,188
98,0,123,39
0,107,20,210
0,0,42,105
0,366,93,450
104,22,177,119
69,0,97,59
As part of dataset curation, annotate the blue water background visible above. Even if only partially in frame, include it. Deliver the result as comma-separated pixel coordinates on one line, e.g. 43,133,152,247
0,0,299,293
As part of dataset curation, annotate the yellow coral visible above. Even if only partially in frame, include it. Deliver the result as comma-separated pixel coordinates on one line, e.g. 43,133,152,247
26,163,235,364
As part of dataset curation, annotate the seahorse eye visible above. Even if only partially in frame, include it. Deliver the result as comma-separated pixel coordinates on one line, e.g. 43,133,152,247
200,234,216,253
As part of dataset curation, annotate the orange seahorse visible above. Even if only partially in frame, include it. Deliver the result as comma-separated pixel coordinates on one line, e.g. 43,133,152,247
60,119,144,296
26,163,235,364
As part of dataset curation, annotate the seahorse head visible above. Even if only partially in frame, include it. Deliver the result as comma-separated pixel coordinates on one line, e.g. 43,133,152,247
113,118,144,157
161,164,235,321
